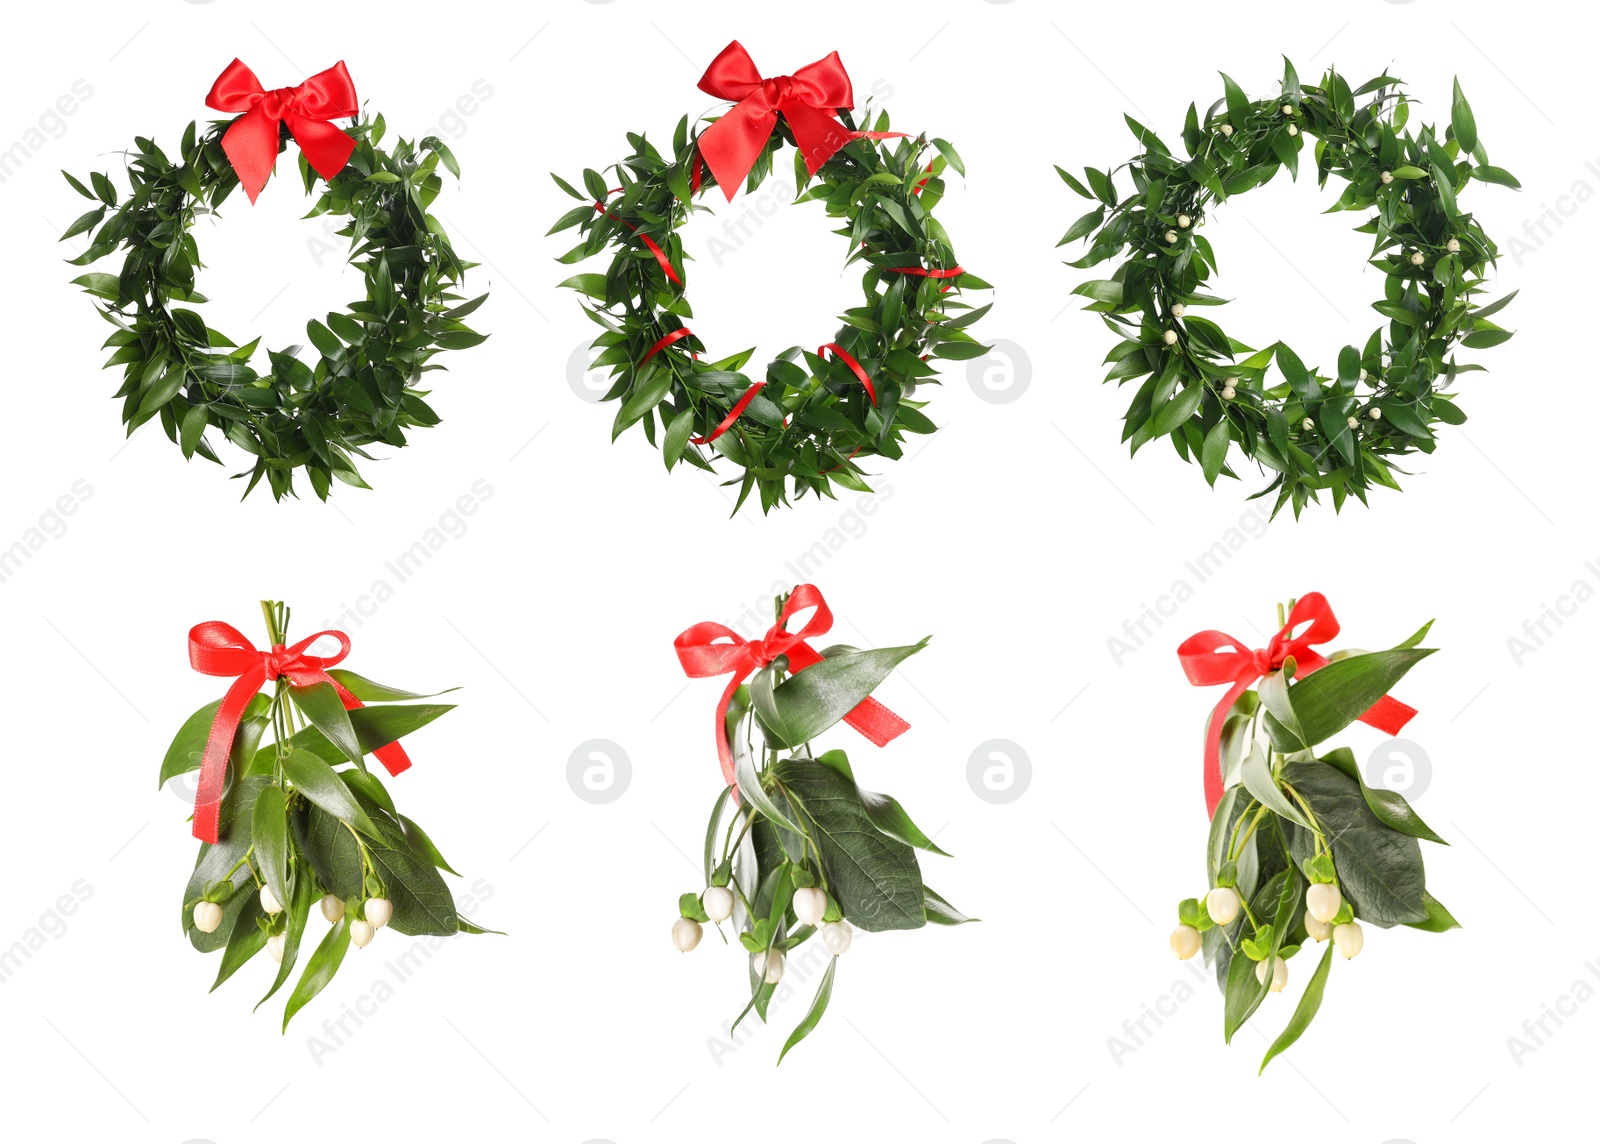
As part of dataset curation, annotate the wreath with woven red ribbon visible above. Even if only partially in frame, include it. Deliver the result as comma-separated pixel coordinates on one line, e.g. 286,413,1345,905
551,41,990,513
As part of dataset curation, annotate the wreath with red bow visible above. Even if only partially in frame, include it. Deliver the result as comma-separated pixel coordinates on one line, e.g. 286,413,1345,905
61,60,489,501
551,41,991,514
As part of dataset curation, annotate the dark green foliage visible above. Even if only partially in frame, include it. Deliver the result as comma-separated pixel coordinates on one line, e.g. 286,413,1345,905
1064,63,1518,517
552,103,990,513
63,115,487,500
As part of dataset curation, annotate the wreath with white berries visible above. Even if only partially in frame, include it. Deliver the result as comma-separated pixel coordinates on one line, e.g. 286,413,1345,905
1062,59,1519,517
551,100,991,514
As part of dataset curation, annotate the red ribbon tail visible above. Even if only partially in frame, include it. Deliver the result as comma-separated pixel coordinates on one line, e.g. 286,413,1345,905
192,668,268,843
285,111,356,182
784,102,851,176
1203,679,1252,819
841,697,909,748
1359,694,1417,736
715,675,742,793
326,676,412,776
220,106,281,204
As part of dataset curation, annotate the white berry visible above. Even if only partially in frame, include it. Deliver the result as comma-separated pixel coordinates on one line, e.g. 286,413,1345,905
1359,368,1368,382
259,885,283,916
350,919,375,949
1219,123,1234,137
702,885,734,923
1221,386,1237,401
1347,415,1360,430
821,920,854,956
1302,417,1315,431
320,894,343,924
1369,407,1382,420
1287,124,1299,136
364,898,392,930
192,901,224,934
1447,238,1461,253
755,948,786,984
267,932,286,964
1170,924,1202,960
1164,230,1178,244
1304,910,1331,943
1177,213,1192,229
792,886,827,927
1206,886,1241,926
1255,956,1289,992
1334,921,1365,959
1171,303,1186,317
1381,170,1394,184
1306,882,1343,924
671,917,702,952
1410,251,1425,266
1163,329,1178,345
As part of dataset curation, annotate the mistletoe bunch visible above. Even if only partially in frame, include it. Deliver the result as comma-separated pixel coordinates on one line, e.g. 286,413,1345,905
1170,602,1457,1070
673,592,972,1061
63,114,487,500
551,101,990,513
1063,59,1518,516
161,602,492,1028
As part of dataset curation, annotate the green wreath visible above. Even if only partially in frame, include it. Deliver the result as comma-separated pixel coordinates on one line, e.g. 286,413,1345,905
61,115,487,501
1062,60,1519,517
550,104,991,514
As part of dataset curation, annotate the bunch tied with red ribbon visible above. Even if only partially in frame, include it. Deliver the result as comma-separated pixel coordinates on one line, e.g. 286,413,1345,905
160,601,489,1027
551,40,991,512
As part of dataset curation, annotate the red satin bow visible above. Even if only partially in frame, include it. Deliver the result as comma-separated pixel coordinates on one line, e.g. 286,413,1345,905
674,584,910,793
1177,593,1417,818
205,59,359,204
696,41,858,201
187,621,410,843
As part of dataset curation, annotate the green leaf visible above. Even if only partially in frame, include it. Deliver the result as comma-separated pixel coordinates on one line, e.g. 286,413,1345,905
1319,747,1448,845
777,957,836,1063
1284,761,1427,927
256,867,316,1010
773,756,926,932
1242,741,1311,829
283,916,351,1030
289,682,364,765
1285,649,1433,748
279,748,380,836
859,786,951,857
923,885,976,925
753,641,928,750
1259,942,1333,1073
261,704,455,769
1451,78,1477,153
1405,891,1462,933
211,893,268,991
252,784,291,915
1152,383,1203,436
931,138,965,177
400,814,461,876
1220,72,1249,124
324,669,455,702
1471,165,1521,189
1201,419,1230,486
180,404,208,460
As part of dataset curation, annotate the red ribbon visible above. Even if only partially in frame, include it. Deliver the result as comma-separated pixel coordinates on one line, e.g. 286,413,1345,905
1178,593,1417,818
674,584,910,794
818,342,877,405
594,190,682,285
186,621,411,843
696,41,860,201
205,59,359,204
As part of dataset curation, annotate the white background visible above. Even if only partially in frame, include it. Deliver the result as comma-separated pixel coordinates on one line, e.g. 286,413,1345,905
0,0,1592,1141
